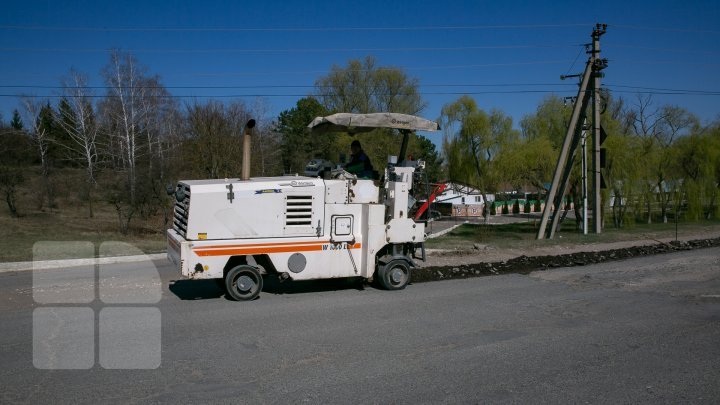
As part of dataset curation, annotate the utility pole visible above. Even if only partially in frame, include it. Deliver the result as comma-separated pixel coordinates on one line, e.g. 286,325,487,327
591,24,607,234
581,119,589,235
537,23,607,240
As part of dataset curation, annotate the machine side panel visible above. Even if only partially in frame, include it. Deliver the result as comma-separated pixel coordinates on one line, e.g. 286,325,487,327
363,204,387,277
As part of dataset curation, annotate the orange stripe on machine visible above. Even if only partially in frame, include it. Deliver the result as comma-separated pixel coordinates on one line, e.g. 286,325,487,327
193,242,361,257
194,240,331,251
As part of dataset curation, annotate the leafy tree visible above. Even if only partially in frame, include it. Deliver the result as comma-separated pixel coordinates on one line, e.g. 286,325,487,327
312,57,439,179
407,133,444,182
276,97,331,174
494,136,555,194
440,96,518,197
603,131,642,227
315,56,425,115
625,96,699,222
520,95,571,148
672,129,720,220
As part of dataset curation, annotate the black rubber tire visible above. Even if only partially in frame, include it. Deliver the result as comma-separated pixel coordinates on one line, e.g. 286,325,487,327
378,260,411,290
225,265,263,301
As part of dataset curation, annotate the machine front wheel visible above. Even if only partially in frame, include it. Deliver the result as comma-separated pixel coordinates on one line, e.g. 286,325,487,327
225,265,263,301
378,260,411,290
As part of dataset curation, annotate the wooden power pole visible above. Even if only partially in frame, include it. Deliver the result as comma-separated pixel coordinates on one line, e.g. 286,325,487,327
537,24,607,240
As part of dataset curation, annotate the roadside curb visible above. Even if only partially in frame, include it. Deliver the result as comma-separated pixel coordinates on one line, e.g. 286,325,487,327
0,253,168,273
426,221,467,239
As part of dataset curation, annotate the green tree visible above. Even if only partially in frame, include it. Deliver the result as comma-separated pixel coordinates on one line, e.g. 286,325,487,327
10,109,23,130
625,96,700,223
440,96,518,197
494,136,555,194
315,56,425,115
407,133,444,182
672,129,720,220
603,132,642,227
520,95,571,147
276,97,331,174
313,57,439,178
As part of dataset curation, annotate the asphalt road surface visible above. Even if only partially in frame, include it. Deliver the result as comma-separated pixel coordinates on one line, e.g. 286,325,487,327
1,248,719,403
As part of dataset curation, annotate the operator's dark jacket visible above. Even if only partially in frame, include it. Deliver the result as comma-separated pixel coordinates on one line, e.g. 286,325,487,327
345,151,374,179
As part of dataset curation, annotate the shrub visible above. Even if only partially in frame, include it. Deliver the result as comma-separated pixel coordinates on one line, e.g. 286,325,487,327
512,199,520,214
502,201,509,215
524,201,531,213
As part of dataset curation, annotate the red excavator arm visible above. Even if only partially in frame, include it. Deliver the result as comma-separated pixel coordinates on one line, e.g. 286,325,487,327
414,183,448,221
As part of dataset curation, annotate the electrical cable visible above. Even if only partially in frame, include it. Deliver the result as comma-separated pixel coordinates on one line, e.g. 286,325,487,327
0,23,594,32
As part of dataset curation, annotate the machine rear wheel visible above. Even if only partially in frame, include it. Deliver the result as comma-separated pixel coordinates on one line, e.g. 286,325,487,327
378,260,411,290
225,265,263,301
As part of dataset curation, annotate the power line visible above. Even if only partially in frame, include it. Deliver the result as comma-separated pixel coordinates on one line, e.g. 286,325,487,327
609,24,720,35
605,84,720,95
606,44,720,55
609,58,720,67
1,83,716,94
188,61,578,76
0,44,580,54
0,83,579,90
3,88,718,99
2,44,716,56
0,23,593,33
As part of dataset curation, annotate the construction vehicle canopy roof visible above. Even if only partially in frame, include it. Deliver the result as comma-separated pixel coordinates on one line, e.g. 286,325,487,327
308,113,440,135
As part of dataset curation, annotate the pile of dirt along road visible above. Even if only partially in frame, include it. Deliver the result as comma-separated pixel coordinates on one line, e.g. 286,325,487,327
413,237,720,283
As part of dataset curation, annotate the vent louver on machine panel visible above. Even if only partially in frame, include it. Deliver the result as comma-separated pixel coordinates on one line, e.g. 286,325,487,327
173,184,191,238
285,195,313,226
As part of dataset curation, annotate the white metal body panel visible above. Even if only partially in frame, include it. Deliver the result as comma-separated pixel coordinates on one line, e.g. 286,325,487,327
386,218,425,243
349,179,379,204
181,176,324,240
324,180,349,204
363,204,387,275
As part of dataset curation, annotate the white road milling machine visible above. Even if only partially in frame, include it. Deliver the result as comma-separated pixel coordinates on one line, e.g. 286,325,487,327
167,113,439,300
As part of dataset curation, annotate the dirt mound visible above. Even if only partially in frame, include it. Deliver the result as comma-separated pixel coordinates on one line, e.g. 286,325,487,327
413,237,720,283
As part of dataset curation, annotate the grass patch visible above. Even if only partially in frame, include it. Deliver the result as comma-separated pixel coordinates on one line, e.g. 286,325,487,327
0,167,169,262
0,210,167,262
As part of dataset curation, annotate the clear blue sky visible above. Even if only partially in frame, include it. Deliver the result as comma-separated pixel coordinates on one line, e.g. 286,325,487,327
2,0,719,147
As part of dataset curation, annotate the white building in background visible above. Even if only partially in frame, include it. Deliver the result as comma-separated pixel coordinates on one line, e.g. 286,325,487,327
434,182,495,217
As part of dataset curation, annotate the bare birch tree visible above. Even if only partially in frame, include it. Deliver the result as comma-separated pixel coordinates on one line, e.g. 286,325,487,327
58,69,100,217
21,97,55,211
100,50,171,233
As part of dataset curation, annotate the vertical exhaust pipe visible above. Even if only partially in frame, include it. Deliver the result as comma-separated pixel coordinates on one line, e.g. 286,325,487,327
242,119,256,181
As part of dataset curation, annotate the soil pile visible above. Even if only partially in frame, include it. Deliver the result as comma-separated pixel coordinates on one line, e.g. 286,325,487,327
413,237,720,283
